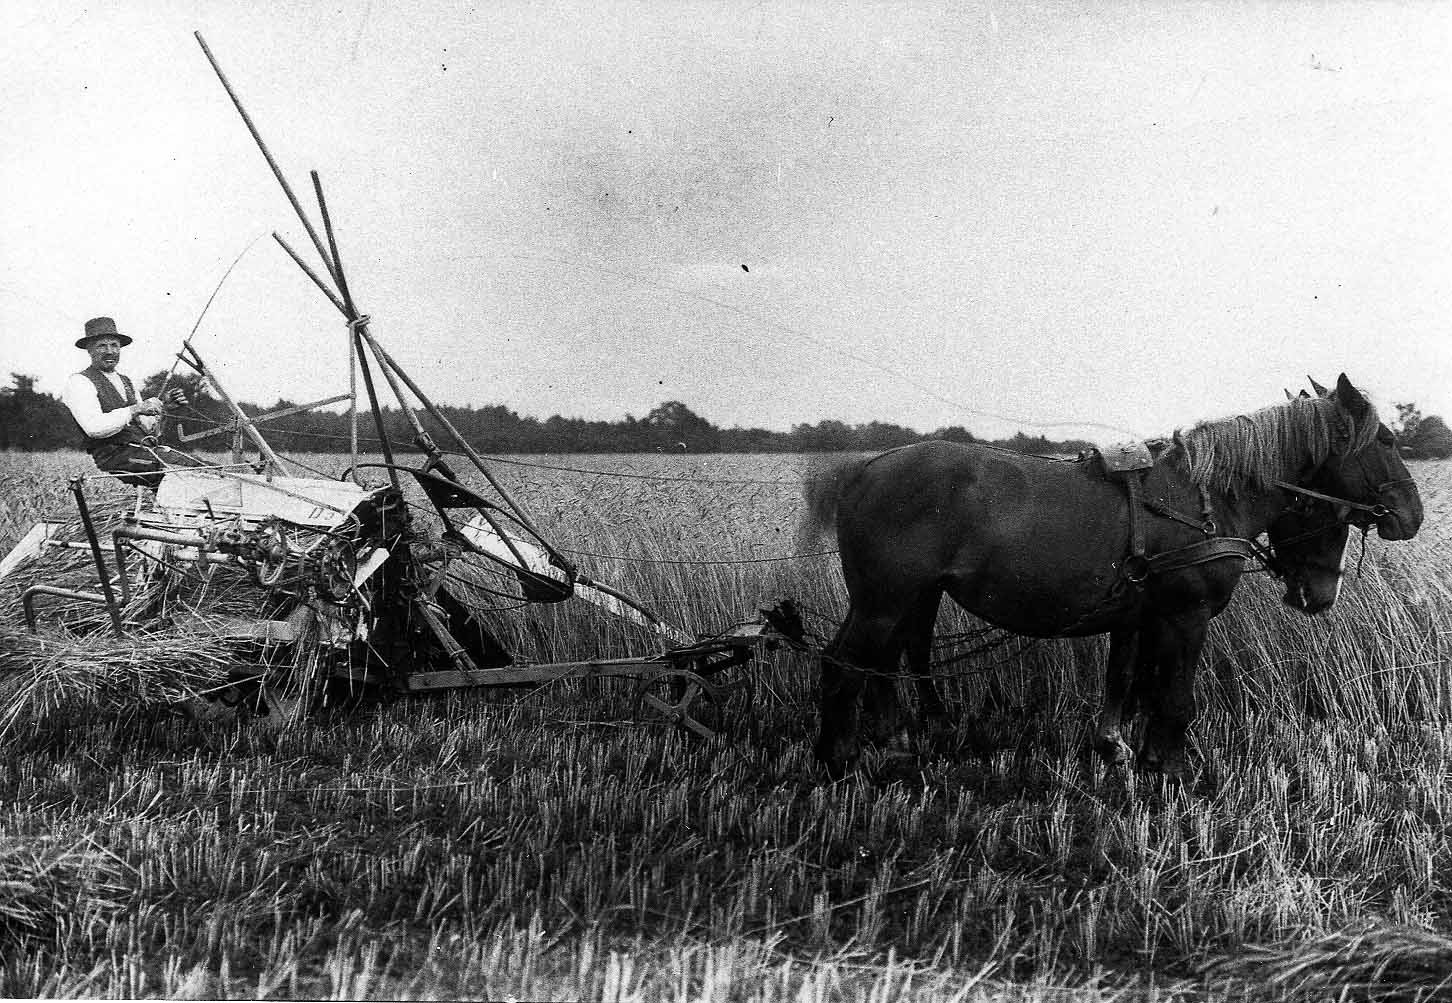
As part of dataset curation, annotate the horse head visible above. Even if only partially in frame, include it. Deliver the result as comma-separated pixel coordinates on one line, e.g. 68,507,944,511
1307,374,1423,541
1267,497,1349,615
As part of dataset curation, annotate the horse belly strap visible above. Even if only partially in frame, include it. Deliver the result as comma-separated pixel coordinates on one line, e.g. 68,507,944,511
1145,537,1255,575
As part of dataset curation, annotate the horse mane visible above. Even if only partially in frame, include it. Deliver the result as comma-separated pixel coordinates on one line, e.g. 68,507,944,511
1172,393,1381,496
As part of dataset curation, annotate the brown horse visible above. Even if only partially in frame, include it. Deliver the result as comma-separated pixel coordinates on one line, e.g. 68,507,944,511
802,375,1422,779
1266,496,1353,615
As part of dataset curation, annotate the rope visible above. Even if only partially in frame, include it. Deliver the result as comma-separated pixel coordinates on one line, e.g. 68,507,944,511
818,633,1048,683
792,602,1052,681
554,546,839,566
455,452,811,486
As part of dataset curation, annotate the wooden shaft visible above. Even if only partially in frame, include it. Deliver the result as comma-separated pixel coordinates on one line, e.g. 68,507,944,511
195,32,343,296
183,343,286,472
313,171,359,316
272,238,398,485
357,330,564,564
352,333,399,486
355,323,433,448
311,172,368,479
179,393,352,443
274,233,347,316
348,322,359,478
310,173,393,485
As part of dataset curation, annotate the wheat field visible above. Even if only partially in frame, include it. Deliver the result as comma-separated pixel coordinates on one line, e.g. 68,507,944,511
0,449,1449,1001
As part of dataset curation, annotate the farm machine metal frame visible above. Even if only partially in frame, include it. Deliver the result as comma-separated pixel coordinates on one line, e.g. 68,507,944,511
0,33,804,736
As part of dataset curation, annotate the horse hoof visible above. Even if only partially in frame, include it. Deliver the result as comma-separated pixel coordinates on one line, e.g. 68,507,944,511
1094,731,1134,767
1135,749,1188,784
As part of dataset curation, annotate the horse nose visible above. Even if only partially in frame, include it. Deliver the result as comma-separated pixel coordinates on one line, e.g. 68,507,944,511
1379,485,1424,540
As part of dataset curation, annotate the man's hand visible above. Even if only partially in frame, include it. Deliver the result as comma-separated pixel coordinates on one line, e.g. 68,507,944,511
162,388,188,409
135,398,164,416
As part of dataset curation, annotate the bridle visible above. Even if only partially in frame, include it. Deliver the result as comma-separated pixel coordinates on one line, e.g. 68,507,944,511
1256,476,1415,581
1272,477,1415,524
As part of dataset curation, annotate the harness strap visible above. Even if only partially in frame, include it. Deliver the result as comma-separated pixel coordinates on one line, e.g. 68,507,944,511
1273,480,1389,518
1125,471,1146,565
1143,494,1218,536
1248,537,1285,577
1118,471,1255,585
1144,536,1257,576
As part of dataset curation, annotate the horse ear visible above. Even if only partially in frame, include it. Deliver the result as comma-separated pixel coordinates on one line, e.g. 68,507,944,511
1335,373,1369,415
1307,376,1331,396
1284,388,1295,400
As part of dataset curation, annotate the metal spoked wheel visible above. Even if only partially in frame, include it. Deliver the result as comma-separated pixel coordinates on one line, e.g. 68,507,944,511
632,667,728,740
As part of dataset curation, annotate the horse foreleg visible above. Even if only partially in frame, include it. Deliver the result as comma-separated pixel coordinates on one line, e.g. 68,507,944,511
861,659,907,754
816,606,897,779
1135,613,1208,781
1094,627,1139,767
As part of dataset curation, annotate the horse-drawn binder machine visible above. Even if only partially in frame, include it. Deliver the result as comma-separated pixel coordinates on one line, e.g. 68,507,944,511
0,33,805,735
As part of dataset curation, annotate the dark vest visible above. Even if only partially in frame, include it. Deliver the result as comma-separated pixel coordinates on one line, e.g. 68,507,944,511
76,366,148,460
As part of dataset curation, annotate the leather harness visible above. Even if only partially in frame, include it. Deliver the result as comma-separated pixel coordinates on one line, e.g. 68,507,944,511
1097,441,1257,587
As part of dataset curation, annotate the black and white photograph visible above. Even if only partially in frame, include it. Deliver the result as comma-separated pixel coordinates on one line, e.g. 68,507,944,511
1,2,1449,999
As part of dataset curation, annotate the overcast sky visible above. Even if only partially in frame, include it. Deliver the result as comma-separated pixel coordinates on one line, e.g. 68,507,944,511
3,1,1448,442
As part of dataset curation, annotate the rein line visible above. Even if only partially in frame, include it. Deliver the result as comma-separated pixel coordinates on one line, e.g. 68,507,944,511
1272,479,1396,518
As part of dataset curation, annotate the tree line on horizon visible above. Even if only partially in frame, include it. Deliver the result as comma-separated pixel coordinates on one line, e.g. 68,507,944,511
3,370,1449,460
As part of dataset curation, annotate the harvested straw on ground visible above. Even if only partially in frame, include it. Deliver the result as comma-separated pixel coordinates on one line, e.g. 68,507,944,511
0,626,233,740
1208,921,1452,1000
0,834,127,948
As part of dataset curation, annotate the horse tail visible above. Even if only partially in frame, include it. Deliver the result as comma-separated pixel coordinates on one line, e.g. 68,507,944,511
798,454,863,546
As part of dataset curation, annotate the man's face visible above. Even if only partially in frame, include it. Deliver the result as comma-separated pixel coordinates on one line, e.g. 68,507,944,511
86,337,123,372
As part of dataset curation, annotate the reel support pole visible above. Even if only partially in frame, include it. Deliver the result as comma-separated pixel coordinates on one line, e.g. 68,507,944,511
195,32,341,288
272,232,399,486
199,32,567,581
312,173,401,489
348,309,359,478
357,330,571,572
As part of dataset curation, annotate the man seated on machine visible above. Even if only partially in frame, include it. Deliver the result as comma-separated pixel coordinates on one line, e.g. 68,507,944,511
63,316,204,490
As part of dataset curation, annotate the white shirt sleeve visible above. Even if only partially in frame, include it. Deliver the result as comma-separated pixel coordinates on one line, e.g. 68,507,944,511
63,372,151,438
